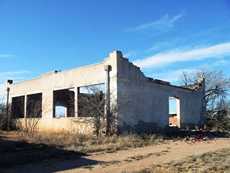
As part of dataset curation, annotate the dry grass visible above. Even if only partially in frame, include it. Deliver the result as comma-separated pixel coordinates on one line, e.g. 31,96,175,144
134,148,230,173
18,131,166,153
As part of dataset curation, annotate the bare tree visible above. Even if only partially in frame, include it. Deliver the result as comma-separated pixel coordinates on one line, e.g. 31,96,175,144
0,102,17,130
78,85,118,136
0,102,7,130
78,86,105,137
0,93,16,130
179,70,230,130
23,99,41,137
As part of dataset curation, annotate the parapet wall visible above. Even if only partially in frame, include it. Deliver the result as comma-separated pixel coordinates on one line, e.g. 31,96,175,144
8,50,204,134
116,55,204,132
9,51,120,133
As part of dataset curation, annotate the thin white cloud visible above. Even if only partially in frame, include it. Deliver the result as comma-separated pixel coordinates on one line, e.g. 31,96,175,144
0,54,15,58
0,70,30,84
0,70,30,78
151,58,230,84
155,68,197,83
0,70,30,101
126,12,185,32
134,42,230,68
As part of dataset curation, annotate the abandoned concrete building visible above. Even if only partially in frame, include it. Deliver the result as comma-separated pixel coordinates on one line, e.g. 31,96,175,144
7,51,205,134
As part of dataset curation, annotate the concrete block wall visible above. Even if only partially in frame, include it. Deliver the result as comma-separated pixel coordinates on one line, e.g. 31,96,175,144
8,50,204,134
116,55,204,132
9,51,119,134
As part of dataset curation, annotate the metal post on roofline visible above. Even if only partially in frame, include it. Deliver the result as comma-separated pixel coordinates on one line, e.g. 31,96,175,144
6,80,13,131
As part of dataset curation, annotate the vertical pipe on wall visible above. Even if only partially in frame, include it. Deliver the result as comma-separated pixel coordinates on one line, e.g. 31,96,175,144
6,87,10,130
6,80,13,131
104,65,112,135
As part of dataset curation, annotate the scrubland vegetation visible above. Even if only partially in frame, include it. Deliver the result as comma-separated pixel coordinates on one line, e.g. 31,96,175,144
18,131,165,153
0,70,229,172
134,148,230,173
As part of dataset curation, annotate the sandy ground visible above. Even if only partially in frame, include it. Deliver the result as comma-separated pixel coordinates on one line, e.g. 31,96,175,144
3,138,230,173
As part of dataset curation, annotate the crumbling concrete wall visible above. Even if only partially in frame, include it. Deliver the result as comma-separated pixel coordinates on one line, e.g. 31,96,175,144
8,50,204,134
9,51,119,134
116,56,204,132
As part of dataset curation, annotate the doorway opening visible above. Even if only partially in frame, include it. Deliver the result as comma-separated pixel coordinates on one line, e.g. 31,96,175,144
168,96,180,127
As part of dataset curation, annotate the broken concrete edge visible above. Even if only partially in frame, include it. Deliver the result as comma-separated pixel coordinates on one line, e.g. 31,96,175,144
6,50,204,134
7,50,202,92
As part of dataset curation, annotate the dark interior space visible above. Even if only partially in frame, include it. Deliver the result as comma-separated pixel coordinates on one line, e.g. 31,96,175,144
78,84,104,117
26,93,42,118
11,96,25,118
53,89,75,118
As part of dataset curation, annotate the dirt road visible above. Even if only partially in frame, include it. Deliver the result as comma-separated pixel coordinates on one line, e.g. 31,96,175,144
4,138,230,173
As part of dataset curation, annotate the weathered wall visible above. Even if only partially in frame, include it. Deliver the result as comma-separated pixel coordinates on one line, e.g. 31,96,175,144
9,50,204,134
9,51,119,133
16,117,94,134
117,57,204,132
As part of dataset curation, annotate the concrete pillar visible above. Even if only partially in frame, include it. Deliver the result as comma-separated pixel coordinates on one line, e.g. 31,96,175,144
75,87,79,117
42,91,53,118
201,78,206,125
104,65,112,135
24,95,27,118
176,98,181,128
24,95,27,128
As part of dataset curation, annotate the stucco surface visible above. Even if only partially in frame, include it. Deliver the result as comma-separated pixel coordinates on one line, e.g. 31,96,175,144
9,51,204,133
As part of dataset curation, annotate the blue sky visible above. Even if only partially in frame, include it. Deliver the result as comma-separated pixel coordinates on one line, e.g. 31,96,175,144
0,0,230,99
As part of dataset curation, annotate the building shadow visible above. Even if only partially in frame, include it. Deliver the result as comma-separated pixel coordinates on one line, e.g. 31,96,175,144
125,121,230,139
0,136,102,173
162,127,230,139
